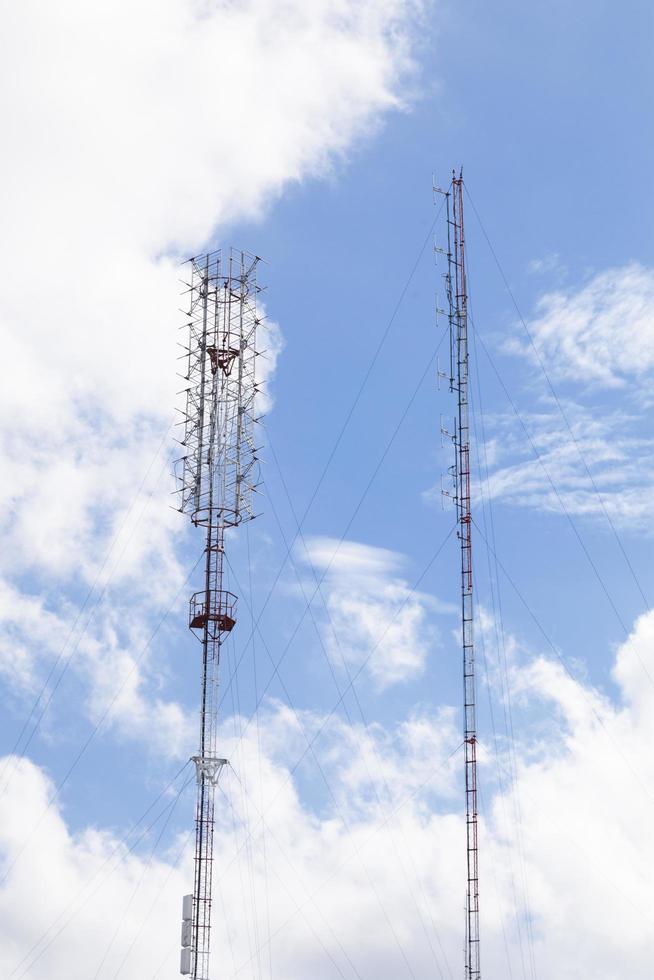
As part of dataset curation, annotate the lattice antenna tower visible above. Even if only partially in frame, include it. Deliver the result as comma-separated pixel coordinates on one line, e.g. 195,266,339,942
175,248,262,980
436,170,481,980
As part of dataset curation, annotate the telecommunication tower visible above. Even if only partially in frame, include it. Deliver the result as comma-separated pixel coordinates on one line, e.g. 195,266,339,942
175,249,261,980
436,171,481,980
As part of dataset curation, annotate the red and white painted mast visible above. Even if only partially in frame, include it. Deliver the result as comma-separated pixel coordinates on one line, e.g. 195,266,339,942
439,170,480,980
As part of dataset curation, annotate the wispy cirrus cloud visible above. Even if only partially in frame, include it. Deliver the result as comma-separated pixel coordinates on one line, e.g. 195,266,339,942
446,263,654,530
507,262,654,391
478,404,654,528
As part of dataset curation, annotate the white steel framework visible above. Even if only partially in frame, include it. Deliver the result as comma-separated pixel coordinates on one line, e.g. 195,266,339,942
176,248,261,980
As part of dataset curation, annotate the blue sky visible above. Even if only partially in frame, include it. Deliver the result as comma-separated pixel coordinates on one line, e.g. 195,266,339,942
1,1,654,978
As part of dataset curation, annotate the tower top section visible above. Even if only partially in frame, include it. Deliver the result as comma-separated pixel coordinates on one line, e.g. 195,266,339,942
176,248,262,527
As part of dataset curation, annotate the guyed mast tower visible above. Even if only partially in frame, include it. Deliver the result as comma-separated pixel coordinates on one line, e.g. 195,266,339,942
176,249,261,979
437,171,481,980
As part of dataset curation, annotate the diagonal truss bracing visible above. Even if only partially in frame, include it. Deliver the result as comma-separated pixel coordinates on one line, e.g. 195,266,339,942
175,248,261,980
437,171,481,980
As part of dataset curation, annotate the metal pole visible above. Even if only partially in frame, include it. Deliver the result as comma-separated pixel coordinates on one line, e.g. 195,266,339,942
176,250,261,980
445,172,481,980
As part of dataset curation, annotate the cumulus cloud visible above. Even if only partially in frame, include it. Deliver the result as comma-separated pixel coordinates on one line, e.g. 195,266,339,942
0,0,424,585
492,609,654,977
6,607,654,979
0,707,466,980
0,755,192,980
0,702,478,980
0,577,195,765
0,0,426,743
299,537,446,688
509,263,654,390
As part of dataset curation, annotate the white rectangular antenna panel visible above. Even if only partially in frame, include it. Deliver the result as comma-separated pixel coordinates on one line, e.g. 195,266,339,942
180,947,192,975
181,919,193,948
182,894,193,921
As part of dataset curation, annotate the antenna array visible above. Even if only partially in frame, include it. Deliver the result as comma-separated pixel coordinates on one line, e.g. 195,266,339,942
175,248,261,980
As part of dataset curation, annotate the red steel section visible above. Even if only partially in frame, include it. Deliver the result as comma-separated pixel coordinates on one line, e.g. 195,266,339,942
447,172,480,980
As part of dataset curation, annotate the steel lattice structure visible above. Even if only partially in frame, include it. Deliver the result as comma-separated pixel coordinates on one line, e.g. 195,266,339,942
438,171,480,980
176,248,261,980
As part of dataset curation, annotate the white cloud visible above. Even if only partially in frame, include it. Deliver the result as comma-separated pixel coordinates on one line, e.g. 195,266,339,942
439,264,654,530
0,755,193,980
299,537,445,688
0,0,425,586
490,610,654,976
0,575,195,765
527,252,565,278
510,263,654,390
0,0,427,737
612,608,654,721
317,707,461,806
0,706,469,980
7,609,654,979
465,403,654,528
